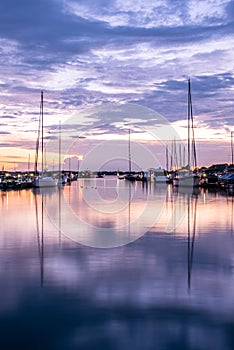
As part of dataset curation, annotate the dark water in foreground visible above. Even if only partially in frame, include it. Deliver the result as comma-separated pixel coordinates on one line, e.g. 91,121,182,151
0,178,234,349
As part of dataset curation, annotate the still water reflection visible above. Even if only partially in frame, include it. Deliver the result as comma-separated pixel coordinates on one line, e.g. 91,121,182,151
0,178,234,349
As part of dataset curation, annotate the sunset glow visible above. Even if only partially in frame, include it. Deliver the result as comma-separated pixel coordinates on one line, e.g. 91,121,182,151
0,0,233,170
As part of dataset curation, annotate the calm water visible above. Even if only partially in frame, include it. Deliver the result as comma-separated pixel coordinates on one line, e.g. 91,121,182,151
0,178,234,350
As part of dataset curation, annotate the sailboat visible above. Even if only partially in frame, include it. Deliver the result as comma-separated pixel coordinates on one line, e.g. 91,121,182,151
173,79,200,187
33,91,58,188
124,129,136,181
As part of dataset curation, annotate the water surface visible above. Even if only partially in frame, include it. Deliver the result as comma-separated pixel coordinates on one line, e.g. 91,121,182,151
0,179,234,349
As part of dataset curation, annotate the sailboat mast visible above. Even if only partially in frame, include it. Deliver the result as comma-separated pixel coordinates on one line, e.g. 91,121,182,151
179,144,182,169
28,154,30,173
59,120,61,179
231,131,233,166
190,83,197,169
128,128,131,173
166,146,168,171
174,138,178,170
188,79,191,169
170,140,173,170
34,98,41,174
41,91,44,176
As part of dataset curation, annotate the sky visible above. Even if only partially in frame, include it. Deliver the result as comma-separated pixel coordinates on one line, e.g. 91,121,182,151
0,0,233,171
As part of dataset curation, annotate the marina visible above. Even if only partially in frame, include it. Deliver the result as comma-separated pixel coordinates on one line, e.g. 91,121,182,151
0,0,233,347
0,86,233,349
1,163,234,192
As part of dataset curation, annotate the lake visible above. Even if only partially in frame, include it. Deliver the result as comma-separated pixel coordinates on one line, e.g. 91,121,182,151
0,178,234,349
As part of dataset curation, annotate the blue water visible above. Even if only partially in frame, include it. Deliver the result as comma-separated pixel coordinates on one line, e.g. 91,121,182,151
0,179,234,349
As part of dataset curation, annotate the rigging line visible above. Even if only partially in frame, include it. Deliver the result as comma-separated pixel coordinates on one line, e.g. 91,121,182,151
34,97,42,173
189,81,197,168
128,128,132,173
41,91,44,176
188,78,191,169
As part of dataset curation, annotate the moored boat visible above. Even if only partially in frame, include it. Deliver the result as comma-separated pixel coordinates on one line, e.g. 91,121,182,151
173,78,199,188
32,91,58,188
125,129,136,182
219,172,234,189
153,167,168,183
173,169,200,187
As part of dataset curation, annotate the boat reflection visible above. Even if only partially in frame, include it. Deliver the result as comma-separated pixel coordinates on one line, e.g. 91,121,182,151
187,194,198,292
29,178,233,292
34,191,44,287
33,186,62,287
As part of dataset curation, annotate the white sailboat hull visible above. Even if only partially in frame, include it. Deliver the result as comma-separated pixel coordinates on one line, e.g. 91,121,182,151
150,168,168,183
173,174,199,187
154,175,168,183
33,176,58,188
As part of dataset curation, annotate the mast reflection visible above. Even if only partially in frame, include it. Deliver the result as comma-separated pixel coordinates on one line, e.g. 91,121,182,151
169,187,198,292
34,190,44,288
187,194,198,292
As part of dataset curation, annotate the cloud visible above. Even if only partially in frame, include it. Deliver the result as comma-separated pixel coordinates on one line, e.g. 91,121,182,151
0,0,232,67
65,0,233,29
0,131,11,134
0,0,233,167
0,115,17,119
